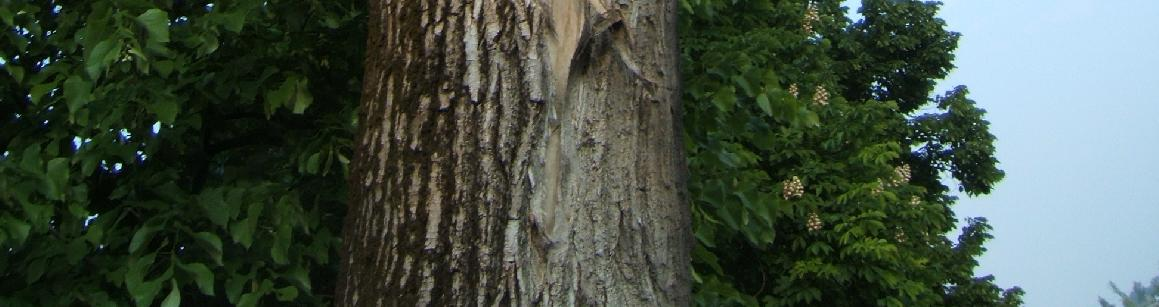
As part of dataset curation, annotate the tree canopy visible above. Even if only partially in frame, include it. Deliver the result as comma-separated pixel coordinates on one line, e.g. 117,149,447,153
0,0,1020,306
679,0,1020,305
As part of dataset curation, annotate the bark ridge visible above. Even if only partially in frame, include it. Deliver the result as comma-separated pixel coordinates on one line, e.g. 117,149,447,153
339,1,689,305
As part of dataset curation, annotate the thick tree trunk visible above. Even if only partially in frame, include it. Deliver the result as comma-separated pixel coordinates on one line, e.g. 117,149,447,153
337,0,689,305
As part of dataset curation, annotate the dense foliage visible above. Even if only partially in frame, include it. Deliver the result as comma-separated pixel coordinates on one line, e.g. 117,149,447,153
678,0,1022,305
1,0,1019,305
0,0,362,305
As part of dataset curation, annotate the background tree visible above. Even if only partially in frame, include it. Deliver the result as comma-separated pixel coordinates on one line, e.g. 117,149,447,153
1100,273,1159,307
678,0,1021,305
0,0,362,305
335,0,691,305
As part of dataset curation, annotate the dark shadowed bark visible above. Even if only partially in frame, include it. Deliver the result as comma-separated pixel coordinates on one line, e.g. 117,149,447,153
337,0,689,305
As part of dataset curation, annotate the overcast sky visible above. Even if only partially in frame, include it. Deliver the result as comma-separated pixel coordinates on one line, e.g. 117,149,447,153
840,0,1159,306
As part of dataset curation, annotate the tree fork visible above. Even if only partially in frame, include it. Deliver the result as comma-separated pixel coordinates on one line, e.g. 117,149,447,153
338,0,690,305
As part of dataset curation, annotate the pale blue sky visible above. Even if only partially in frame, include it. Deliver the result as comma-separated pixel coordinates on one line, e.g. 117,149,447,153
842,1,1159,306
937,1,1159,306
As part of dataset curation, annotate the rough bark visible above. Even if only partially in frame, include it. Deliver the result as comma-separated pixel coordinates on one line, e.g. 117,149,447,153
337,0,689,305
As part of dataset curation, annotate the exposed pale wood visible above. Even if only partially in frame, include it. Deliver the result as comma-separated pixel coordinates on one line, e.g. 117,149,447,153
338,1,689,305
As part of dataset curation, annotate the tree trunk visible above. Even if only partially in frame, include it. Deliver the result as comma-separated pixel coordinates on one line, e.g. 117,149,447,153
337,0,689,305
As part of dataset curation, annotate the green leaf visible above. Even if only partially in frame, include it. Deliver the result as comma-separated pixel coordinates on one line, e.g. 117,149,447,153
799,109,820,127
264,77,294,116
0,7,13,26
63,76,92,116
44,157,70,200
287,266,312,292
711,86,736,112
178,261,215,295
19,143,41,173
693,223,715,248
135,9,171,43
5,63,24,83
151,96,179,124
154,60,175,77
274,286,299,302
29,81,58,105
192,231,223,266
83,215,107,245
230,203,263,249
229,218,253,249
304,152,321,174
65,238,88,265
133,279,164,307
322,16,340,29
86,40,121,79
3,218,31,246
762,70,780,89
160,280,181,307
226,275,248,304
237,293,260,307
197,33,220,55
756,93,772,116
25,258,45,283
126,47,149,65
126,253,162,306
715,206,739,231
130,224,161,253
220,12,247,33
198,188,229,227
291,77,313,114
732,75,754,97
271,223,291,264
692,243,725,275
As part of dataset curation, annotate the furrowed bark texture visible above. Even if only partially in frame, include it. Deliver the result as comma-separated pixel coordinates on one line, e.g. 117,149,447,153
338,0,689,305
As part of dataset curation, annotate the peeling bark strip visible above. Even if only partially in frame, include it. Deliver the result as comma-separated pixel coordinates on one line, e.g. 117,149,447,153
338,0,689,305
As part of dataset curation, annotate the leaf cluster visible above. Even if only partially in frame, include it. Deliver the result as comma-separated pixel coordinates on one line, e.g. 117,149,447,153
0,0,363,305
